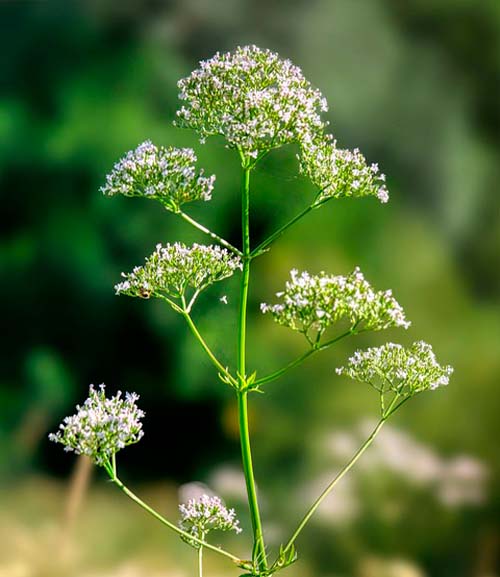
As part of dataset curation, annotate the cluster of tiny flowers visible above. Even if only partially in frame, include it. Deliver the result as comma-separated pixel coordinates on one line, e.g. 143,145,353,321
100,140,215,212
178,494,242,546
48,384,144,467
335,341,453,396
260,268,410,342
176,45,328,159
299,134,389,203
115,243,242,303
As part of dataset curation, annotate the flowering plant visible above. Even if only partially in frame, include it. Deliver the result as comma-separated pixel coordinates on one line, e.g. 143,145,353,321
50,45,452,577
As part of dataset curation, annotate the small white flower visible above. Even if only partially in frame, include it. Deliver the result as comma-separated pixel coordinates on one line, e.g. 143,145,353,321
299,134,389,204
178,494,242,547
336,341,453,396
261,267,409,342
220,295,228,305
100,141,215,212
175,45,328,159
49,384,144,467
115,243,242,310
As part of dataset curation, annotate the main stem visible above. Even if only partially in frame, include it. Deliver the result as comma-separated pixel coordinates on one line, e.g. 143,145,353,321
237,164,268,572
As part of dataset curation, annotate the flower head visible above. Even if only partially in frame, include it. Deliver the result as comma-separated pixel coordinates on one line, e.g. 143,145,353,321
336,341,453,396
176,45,328,159
261,268,409,343
115,243,242,309
48,384,144,467
300,134,389,204
178,494,242,547
100,140,215,212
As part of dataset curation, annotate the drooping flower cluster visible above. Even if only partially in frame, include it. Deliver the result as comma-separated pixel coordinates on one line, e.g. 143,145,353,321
176,45,328,159
115,243,242,307
178,494,242,546
261,268,410,343
335,341,453,397
100,140,215,212
300,134,389,204
48,384,144,467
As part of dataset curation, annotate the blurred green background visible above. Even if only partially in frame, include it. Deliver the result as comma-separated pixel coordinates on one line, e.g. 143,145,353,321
1,1,499,576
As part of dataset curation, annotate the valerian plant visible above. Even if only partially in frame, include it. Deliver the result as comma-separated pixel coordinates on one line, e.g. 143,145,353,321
50,45,453,577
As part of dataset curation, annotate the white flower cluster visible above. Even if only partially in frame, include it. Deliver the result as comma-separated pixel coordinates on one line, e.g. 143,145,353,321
100,140,215,212
176,45,328,159
300,134,389,204
323,421,487,513
260,268,409,343
115,243,242,305
178,494,242,546
48,384,144,467
336,341,453,396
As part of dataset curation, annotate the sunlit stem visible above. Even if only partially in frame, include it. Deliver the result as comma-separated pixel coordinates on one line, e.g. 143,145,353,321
250,204,314,258
237,159,268,572
198,536,205,577
280,395,400,558
179,210,243,257
181,301,237,387
100,464,241,564
254,329,355,387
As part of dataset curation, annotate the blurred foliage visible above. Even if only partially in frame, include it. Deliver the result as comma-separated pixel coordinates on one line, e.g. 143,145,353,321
1,1,499,576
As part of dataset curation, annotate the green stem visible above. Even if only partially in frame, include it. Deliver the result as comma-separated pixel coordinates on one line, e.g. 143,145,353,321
255,330,355,387
237,163,268,572
179,210,242,257
250,204,314,258
281,417,387,557
108,474,241,564
198,540,204,577
182,307,236,387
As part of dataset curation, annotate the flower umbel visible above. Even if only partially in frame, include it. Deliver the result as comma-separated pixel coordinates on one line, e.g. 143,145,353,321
179,494,242,547
100,140,215,212
300,135,389,204
261,268,410,344
176,45,328,159
115,243,242,310
48,384,144,467
336,341,453,397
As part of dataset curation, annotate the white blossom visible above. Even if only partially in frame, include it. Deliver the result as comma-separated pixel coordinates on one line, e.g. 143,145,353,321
299,134,389,204
336,341,453,396
100,140,215,212
261,268,409,343
176,45,328,159
178,494,242,547
48,384,144,467
115,243,242,307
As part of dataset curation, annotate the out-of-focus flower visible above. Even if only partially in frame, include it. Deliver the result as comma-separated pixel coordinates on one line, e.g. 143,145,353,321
322,420,488,510
115,243,242,309
299,134,389,204
336,341,453,398
261,267,409,343
100,140,215,212
178,494,241,546
208,465,248,502
49,385,144,467
176,45,328,159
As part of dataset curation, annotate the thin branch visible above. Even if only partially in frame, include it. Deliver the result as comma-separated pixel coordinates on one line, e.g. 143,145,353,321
179,210,242,257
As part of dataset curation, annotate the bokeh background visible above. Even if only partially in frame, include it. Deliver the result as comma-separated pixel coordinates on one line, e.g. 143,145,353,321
1,1,499,576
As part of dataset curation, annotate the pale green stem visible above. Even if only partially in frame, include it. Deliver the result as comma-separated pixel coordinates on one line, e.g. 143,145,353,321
101,467,241,564
198,538,204,577
181,305,236,387
179,210,242,257
281,417,387,557
250,204,314,258
254,330,355,387
237,162,268,572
